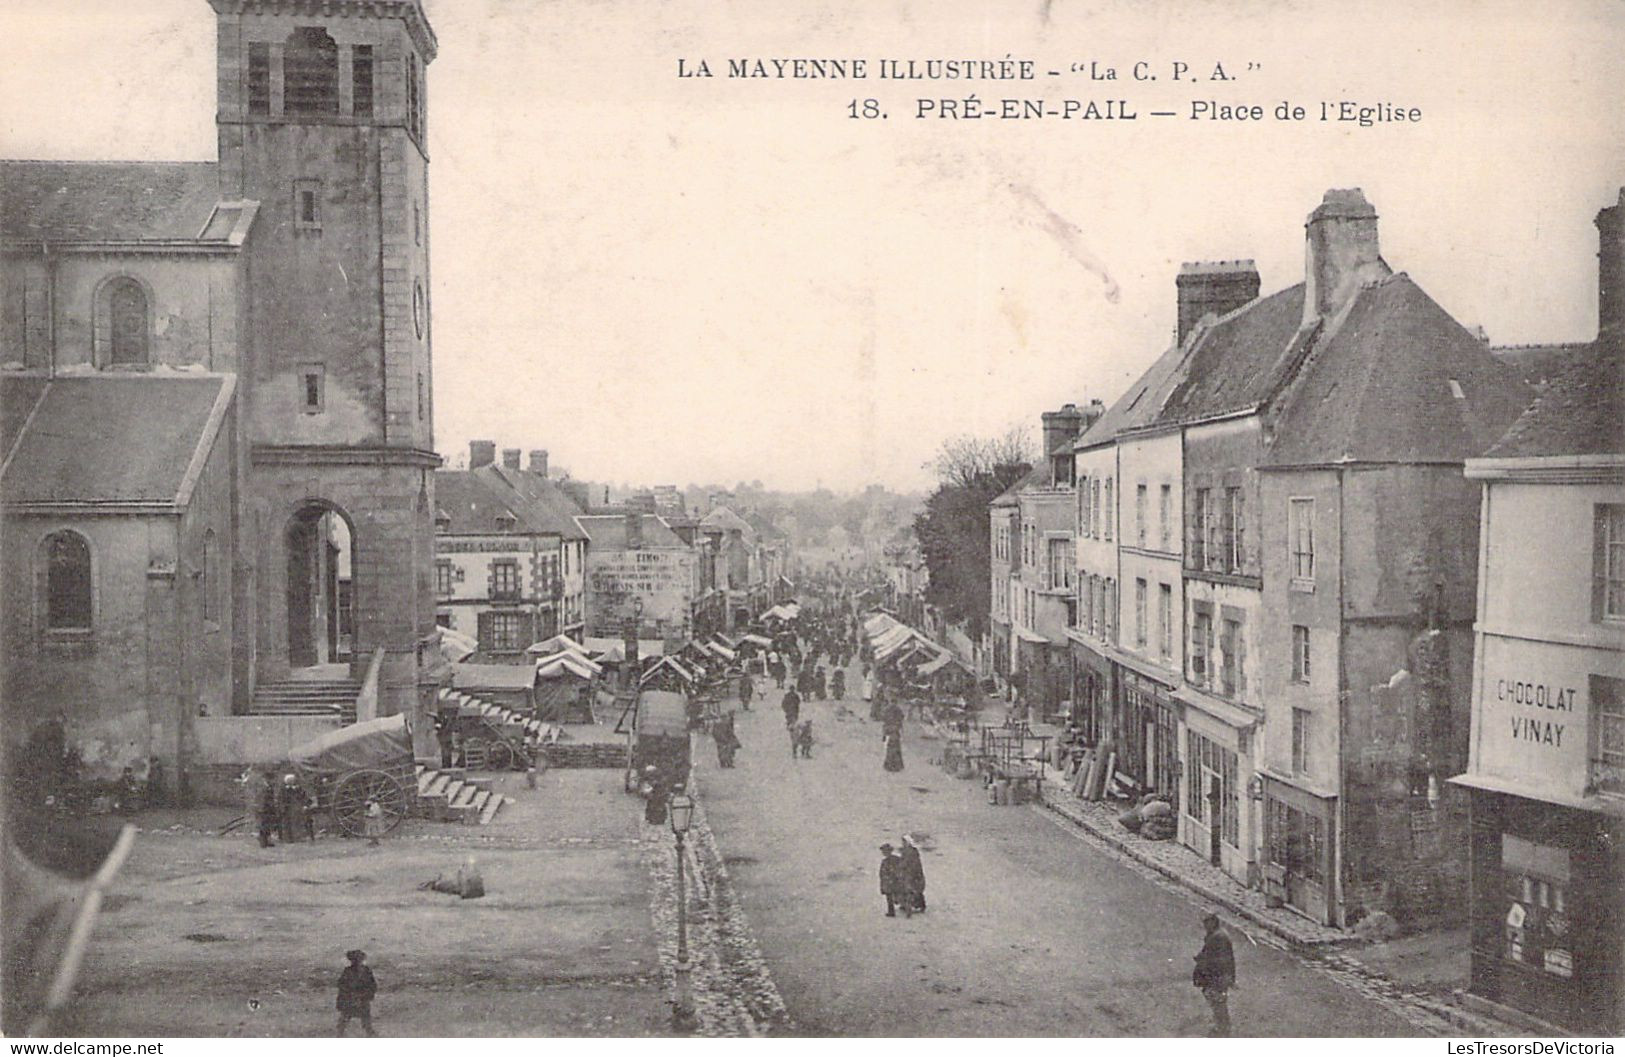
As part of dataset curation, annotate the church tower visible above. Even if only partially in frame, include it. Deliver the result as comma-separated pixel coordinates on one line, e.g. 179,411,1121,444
211,0,440,746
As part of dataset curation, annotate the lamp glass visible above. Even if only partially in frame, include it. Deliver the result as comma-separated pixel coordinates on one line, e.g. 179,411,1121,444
668,792,694,835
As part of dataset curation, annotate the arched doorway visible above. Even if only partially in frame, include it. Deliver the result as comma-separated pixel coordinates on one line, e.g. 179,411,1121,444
285,503,355,670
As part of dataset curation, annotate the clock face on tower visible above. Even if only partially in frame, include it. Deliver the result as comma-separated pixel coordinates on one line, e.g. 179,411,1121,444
412,279,426,338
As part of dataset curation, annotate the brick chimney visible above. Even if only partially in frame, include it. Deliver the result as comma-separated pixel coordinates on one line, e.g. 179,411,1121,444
1040,404,1088,456
1303,188,1389,325
501,448,522,470
528,449,549,476
1598,187,1624,337
625,511,643,549
1081,398,1106,431
1176,260,1260,344
469,439,496,468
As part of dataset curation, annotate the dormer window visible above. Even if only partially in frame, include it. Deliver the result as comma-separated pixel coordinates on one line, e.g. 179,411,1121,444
495,512,517,532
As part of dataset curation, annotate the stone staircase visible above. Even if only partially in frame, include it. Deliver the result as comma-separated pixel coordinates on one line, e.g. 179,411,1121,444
413,762,509,825
250,678,360,724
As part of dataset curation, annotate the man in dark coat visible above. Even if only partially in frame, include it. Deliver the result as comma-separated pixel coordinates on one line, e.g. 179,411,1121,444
781,687,801,729
878,844,905,917
738,675,754,710
336,948,378,1036
900,835,926,913
1191,913,1236,1036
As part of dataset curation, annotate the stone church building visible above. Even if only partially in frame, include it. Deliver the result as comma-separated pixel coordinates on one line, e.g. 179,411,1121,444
1,0,443,791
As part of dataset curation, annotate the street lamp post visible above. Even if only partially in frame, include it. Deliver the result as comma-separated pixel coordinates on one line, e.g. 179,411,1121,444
668,790,695,1026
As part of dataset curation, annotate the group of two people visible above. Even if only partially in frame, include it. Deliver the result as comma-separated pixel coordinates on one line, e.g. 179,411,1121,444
878,836,926,917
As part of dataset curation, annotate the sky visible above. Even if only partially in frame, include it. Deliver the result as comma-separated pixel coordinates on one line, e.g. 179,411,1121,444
3,0,1622,492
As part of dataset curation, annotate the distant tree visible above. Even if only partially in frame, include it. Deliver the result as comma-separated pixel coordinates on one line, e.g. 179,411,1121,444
915,429,1034,639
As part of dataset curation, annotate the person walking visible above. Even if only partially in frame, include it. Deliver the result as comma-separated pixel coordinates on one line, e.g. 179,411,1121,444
882,701,905,772
738,674,754,710
900,835,926,913
793,718,814,758
831,668,846,701
813,665,827,701
335,949,379,1036
781,686,801,729
363,798,385,847
878,844,906,918
1192,913,1236,1037
713,711,741,768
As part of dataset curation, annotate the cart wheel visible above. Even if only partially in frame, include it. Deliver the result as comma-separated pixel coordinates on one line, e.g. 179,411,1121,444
331,769,408,838
485,740,515,772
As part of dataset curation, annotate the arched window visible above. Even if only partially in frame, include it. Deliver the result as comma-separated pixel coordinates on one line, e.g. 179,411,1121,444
284,27,338,115
107,278,148,365
201,528,217,623
44,532,92,631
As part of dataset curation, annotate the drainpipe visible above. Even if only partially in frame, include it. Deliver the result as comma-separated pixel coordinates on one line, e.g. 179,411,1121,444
1334,469,1348,927
43,241,57,376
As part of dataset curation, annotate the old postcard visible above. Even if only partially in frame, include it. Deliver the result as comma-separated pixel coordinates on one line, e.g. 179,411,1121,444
1,0,1621,1043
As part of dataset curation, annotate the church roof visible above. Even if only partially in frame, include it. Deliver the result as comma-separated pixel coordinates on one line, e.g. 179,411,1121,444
0,373,234,507
1262,275,1532,466
0,161,252,246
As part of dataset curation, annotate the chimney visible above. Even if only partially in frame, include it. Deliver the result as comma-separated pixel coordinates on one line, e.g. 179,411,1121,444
469,439,496,468
528,449,549,476
1176,260,1260,344
1598,187,1624,337
1040,403,1087,455
625,511,643,550
1081,398,1106,431
501,448,522,470
1303,188,1387,324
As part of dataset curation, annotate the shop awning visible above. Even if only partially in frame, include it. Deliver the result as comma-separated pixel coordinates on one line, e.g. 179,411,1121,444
583,637,666,661
1015,627,1050,644
1447,772,1625,817
526,633,588,657
1173,686,1263,733
739,633,772,647
535,651,602,680
437,627,478,664
452,662,538,691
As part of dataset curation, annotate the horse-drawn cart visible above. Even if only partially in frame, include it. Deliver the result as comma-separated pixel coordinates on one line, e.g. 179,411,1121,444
287,714,416,838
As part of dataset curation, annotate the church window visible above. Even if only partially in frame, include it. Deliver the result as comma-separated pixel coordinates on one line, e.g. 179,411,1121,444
201,528,218,623
43,532,92,632
294,179,321,229
299,364,325,413
283,27,339,115
407,53,422,140
351,45,374,118
107,278,149,365
247,43,271,115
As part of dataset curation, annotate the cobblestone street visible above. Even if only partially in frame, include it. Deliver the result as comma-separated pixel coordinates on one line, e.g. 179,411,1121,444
691,663,1464,1037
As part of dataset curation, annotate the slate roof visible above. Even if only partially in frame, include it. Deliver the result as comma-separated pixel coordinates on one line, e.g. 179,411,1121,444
434,470,525,535
1,374,48,458
1482,339,1623,458
1074,335,1194,451
487,464,588,540
0,161,234,243
1490,343,1591,389
1263,274,1532,466
0,373,232,506
575,513,687,550
700,505,754,540
1158,283,1310,424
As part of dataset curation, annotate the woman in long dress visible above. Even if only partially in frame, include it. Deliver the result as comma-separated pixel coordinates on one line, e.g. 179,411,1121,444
883,731,904,772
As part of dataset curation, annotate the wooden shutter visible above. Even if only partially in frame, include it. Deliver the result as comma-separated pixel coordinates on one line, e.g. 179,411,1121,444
1594,505,1609,622
477,610,495,652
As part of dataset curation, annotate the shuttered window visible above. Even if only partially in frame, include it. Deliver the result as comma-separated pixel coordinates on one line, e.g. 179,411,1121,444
1597,504,1625,622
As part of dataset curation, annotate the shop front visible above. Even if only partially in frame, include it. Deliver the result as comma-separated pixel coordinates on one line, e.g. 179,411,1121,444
1261,772,1338,925
1067,634,1114,744
1456,782,1623,1035
1114,663,1180,799
1175,690,1260,887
